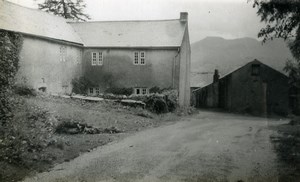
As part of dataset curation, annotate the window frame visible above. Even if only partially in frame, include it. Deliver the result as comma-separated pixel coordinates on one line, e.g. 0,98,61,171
89,87,94,94
135,88,148,95
98,52,103,65
140,51,146,65
91,52,97,66
95,87,100,95
135,88,140,95
60,46,66,62
134,52,139,65
142,88,147,95
133,51,146,65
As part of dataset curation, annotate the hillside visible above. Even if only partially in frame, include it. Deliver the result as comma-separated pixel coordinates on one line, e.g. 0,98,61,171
191,37,293,87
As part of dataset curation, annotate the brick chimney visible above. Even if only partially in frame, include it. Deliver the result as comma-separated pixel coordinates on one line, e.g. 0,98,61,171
213,69,220,83
180,12,188,22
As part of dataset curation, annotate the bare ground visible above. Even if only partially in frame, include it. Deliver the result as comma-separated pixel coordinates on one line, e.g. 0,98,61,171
22,110,290,182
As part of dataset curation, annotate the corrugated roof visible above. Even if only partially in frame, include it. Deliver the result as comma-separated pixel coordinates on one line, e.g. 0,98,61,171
69,20,187,47
0,0,83,44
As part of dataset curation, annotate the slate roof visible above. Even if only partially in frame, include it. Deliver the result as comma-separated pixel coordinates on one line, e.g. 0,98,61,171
0,0,83,44
69,20,187,47
0,0,187,47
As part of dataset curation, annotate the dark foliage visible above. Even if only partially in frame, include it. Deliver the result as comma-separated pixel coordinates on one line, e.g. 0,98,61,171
253,0,300,114
71,76,95,95
0,30,23,123
149,86,162,94
271,125,300,181
144,95,170,114
56,119,121,134
149,86,173,94
0,103,55,166
105,87,133,96
129,90,178,114
38,0,90,21
253,0,300,60
13,85,36,96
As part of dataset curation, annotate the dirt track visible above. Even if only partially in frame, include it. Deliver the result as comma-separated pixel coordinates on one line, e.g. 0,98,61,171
23,111,286,182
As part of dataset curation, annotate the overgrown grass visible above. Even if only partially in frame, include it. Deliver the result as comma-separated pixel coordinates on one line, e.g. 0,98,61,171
270,123,300,181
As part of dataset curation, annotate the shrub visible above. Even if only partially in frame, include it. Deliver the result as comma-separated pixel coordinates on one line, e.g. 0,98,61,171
71,76,95,95
149,86,162,94
145,96,168,114
13,84,36,96
162,89,178,112
149,86,173,94
128,90,178,114
0,104,56,165
105,87,133,96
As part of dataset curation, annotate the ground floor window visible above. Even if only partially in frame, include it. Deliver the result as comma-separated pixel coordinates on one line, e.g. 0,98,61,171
89,87,101,95
89,88,94,94
134,88,149,95
95,87,100,94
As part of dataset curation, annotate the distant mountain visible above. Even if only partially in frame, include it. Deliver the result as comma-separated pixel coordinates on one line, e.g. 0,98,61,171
191,37,293,87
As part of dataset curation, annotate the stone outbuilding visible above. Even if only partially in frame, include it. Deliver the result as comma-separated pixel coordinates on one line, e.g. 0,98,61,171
192,59,289,116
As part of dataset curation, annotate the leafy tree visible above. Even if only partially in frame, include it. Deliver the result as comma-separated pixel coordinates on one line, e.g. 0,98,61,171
252,0,300,114
38,0,90,21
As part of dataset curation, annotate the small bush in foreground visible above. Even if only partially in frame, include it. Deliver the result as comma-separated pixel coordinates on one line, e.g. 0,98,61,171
13,84,36,96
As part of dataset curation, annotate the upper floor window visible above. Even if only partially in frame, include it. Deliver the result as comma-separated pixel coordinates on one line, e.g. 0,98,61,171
134,52,139,65
91,52,103,66
140,52,145,65
76,50,82,64
98,52,103,65
92,52,97,65
133,51,146,65
60,46,67,62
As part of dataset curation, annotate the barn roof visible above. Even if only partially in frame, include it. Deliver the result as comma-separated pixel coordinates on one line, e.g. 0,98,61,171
69,19,187,47
0,0,83,44
192,59,288,93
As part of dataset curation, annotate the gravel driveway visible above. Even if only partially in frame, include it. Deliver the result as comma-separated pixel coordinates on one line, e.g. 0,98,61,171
23,110,286,182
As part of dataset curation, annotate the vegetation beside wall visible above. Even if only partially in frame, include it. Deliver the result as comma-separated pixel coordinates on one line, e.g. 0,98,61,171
105,87,133,96
149,86,173,94
0,30,23,123
71,76,95,95
129,89,178,114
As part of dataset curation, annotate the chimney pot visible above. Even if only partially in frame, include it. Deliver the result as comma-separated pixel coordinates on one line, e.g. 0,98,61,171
180,12,188,22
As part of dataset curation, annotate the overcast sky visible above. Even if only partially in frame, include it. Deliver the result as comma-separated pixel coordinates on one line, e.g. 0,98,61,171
7,0,264,43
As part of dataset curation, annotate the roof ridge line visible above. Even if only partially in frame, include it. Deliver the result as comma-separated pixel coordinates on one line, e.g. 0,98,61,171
68,19,180,24
2,0,76,23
